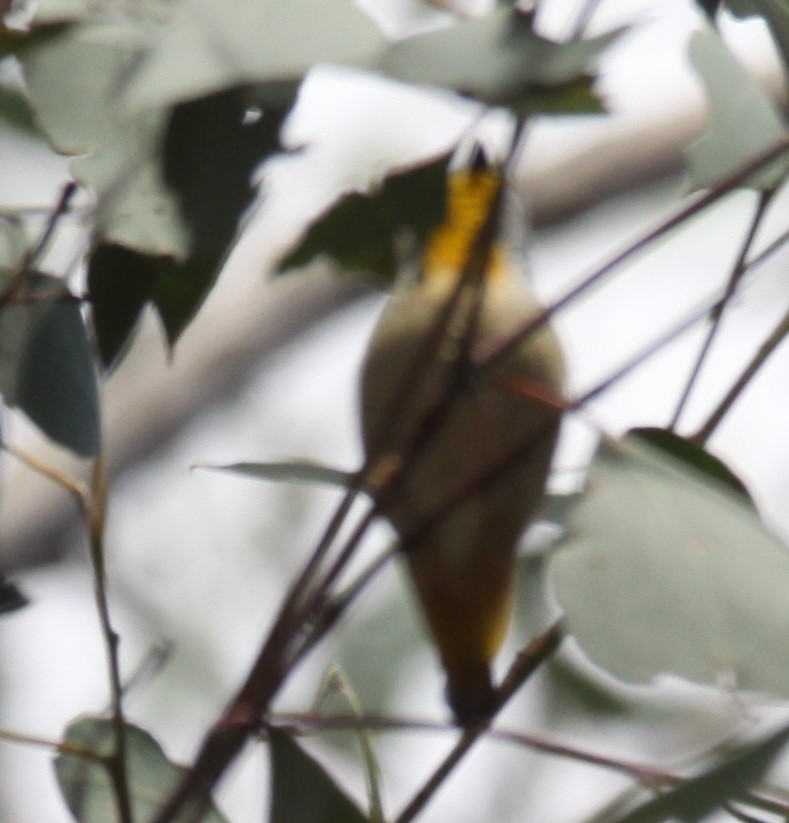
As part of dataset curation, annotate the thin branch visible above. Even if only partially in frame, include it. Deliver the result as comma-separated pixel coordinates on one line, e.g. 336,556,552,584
86,457,133,823
152,136,789,823
692,305,789,445
670,189,774,431
273,711,675,787
2,445,133,823
476,137,789,371
394,622,563,823
150,158,513,823
0,182,78,310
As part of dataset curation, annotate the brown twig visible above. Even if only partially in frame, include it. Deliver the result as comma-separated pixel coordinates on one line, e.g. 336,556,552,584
0,182,78,310
476,137,789,371
670,189,774,431
395,621,564,823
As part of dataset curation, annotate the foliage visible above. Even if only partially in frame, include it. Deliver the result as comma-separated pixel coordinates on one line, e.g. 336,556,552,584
0,0,788,822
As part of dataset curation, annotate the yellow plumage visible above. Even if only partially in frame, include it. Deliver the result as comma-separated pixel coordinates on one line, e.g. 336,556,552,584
360,163,564,721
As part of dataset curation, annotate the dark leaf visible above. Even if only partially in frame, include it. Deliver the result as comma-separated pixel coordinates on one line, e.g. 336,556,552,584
157,86,290,343
55,716,229,823
281,152,452,279
269,729,369,823
121,0,384,111
629,426,753,504
0,274,100,456
87,243,159,371
696,0,724,19
0,85,41,135
16,290,99,457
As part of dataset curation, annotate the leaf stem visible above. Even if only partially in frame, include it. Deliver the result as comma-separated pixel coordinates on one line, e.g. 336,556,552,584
2,445,133,823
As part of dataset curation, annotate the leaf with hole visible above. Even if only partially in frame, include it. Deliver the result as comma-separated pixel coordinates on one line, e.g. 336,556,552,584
0,274,100,457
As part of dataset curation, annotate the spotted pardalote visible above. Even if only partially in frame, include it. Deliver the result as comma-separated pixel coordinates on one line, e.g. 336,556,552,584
360,154,564,721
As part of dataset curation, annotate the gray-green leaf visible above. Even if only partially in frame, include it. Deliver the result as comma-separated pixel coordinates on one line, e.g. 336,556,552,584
55,716,229,823
550,435,789,694
686,27,788,191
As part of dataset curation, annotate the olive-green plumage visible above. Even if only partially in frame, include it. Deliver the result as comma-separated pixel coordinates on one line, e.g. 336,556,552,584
360,169,564,721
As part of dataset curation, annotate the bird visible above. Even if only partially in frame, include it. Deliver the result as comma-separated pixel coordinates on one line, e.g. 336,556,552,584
359,151,565,722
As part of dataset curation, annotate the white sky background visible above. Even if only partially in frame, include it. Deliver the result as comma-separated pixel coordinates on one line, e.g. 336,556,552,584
1,1,789,821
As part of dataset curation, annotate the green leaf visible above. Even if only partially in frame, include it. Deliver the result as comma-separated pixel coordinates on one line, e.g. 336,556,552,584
16,291,100,457
87,243,159,370
629,427,753,504
86,86,289,363
55,716,229,823
269,729,369,823
197,459,357,490
613,725,789,823
122,0,385,111
550,435,789,694
0,576,29,615
21,24,190,257
156,86,289,343
378,7,621,113
281,152,452,279
0,275,100,457
686,27,788,191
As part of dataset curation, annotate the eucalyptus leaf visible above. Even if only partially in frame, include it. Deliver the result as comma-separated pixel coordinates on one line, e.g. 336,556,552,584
0,274,100,457
550,435,789,695
629,427,753,504
686,27,788,191
55,716,228,823
281,152,451,279
378,7,621,113
156,87,289,344
122,0,385,111
613,725,789,823
197,459,357,490
87,243,159,371
16,288,100,456
21,24,190,256
269,729,369,823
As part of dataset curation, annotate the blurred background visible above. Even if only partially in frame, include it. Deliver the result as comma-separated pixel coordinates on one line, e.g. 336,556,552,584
1,0,789,820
